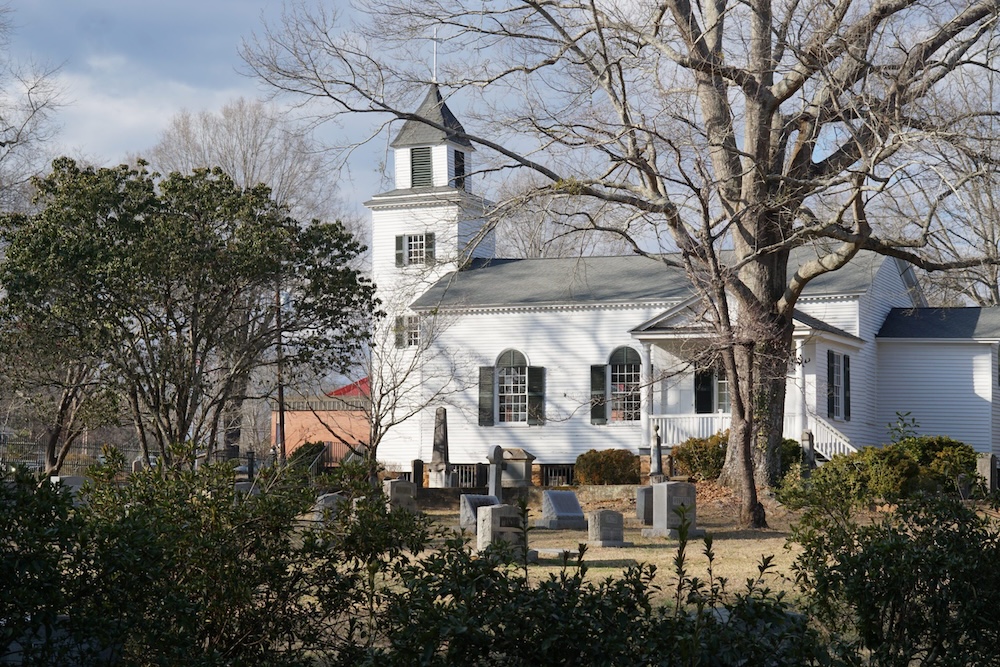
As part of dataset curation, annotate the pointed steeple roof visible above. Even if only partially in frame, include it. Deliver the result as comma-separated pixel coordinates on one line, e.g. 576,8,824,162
390,84,473,149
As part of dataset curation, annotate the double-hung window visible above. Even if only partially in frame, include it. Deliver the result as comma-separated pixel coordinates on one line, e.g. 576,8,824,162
394,233,436,266
827,351,851,421
591,347,641,424
479,350,545,426
394,315,420,348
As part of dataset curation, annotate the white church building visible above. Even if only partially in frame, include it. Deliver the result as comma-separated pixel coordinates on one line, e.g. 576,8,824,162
365,85,1000,481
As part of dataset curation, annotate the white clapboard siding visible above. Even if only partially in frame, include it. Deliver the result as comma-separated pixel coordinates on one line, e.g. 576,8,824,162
877,341,994,453
377,305,664,469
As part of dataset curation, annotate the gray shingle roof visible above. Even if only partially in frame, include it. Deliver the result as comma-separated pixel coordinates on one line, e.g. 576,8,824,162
411,256,691,309
411,249,893,311
390,85,473,148
878,307,1000,340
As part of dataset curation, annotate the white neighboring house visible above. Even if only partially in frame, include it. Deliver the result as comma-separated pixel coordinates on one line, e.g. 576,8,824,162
366,85,994,477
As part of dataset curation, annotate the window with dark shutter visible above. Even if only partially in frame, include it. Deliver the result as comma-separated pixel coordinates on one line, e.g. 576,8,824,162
843,355,851,422
827,350,849,420
590,364,607,425
395,235,404,267
425,233,435,265
411,147,432,187
695,369,714,414
394,316,405,348
453,150,466,190
527,366,545,425
479,367,494,426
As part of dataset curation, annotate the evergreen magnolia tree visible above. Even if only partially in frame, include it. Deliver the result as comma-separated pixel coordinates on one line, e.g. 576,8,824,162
0,158,374,464
246,0,1000,526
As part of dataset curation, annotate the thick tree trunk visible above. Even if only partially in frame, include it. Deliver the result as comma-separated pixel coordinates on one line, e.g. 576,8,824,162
752,326,793,488
726,342,767,528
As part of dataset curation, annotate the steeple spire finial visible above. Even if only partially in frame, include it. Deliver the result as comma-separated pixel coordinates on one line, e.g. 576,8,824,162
432,27,438,84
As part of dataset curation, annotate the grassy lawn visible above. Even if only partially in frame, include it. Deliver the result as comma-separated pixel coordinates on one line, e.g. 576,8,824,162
424,482,803,604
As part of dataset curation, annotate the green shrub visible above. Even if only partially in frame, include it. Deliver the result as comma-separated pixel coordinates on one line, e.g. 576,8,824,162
793,495,1000,666
672,430,728,480
778,435,980,513
575,448,640,484
777,437,802,479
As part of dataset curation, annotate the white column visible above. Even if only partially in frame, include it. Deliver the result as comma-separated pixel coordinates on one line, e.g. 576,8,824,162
795,337,808,437
640,342,653,449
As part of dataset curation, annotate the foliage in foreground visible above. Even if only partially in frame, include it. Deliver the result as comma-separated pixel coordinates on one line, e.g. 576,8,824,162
792,494,1000,667
9,450,1000,666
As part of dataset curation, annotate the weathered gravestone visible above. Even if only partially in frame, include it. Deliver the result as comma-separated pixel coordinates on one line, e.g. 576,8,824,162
427,407,452,488
642,481,702,538
233,481,260,497
487,445,504,498
310,492,346,523
383,478,417,513
587,509,631,548
501,447,535,487
459,494,500,532
477,503,536,561
534,490,587,530
636,486,654,525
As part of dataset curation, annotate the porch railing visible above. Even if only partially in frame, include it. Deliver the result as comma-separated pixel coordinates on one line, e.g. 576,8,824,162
650,413,856,462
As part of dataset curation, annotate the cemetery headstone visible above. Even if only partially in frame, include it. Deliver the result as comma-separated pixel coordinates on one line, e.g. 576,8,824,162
383,478,418,513
459,494,500,532
636,485,654,525
428,407,452,488
587,509,631,548
411,459,424,489
311,492,346,523
487,445,504,498
642,481,702,538
534,489,587,530
477,503,536,561
501,447,535,487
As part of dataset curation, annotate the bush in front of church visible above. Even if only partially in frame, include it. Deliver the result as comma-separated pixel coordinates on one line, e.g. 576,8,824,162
574,449,641,484
672,430,728,481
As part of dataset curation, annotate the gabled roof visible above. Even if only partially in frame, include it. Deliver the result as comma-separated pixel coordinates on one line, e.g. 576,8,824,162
411,256,692,309
629,299,863,343
390,84,473,149
878,307,1000,340
328,377,370,398
410,249,893,311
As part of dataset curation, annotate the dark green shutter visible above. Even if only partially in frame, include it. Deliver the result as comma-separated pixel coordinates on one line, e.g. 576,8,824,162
590,364,607,425
395,235,404,267
411,147,432,187
454,151,466,190
527,366,545,425
478,367,494,426
425,232,435,265
394,317,405,348
694,369,713,414
843,355,851,421
827,350,835,418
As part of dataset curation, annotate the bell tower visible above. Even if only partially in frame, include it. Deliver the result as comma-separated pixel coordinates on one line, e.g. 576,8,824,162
366,84,494,324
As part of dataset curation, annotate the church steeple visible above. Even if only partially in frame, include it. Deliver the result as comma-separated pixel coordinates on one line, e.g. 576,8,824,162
389,84,474,191
391,84,473,149
366,85,493,311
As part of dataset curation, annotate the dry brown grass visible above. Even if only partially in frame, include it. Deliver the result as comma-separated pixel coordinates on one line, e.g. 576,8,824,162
424,482,803,604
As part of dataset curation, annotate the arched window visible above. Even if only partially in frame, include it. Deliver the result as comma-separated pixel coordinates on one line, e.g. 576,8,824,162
591,346,641,424
478,350,545,426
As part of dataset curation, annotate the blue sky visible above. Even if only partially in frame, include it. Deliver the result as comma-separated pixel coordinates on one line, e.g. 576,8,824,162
9,1,386,208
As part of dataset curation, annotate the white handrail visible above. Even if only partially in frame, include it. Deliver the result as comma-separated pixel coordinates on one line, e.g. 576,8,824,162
651,412,857,461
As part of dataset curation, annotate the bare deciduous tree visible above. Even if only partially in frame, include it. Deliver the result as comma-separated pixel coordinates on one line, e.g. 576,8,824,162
245,0,1000,526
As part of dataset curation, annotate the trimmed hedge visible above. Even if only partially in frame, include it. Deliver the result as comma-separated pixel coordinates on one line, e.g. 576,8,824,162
575,448,641,484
